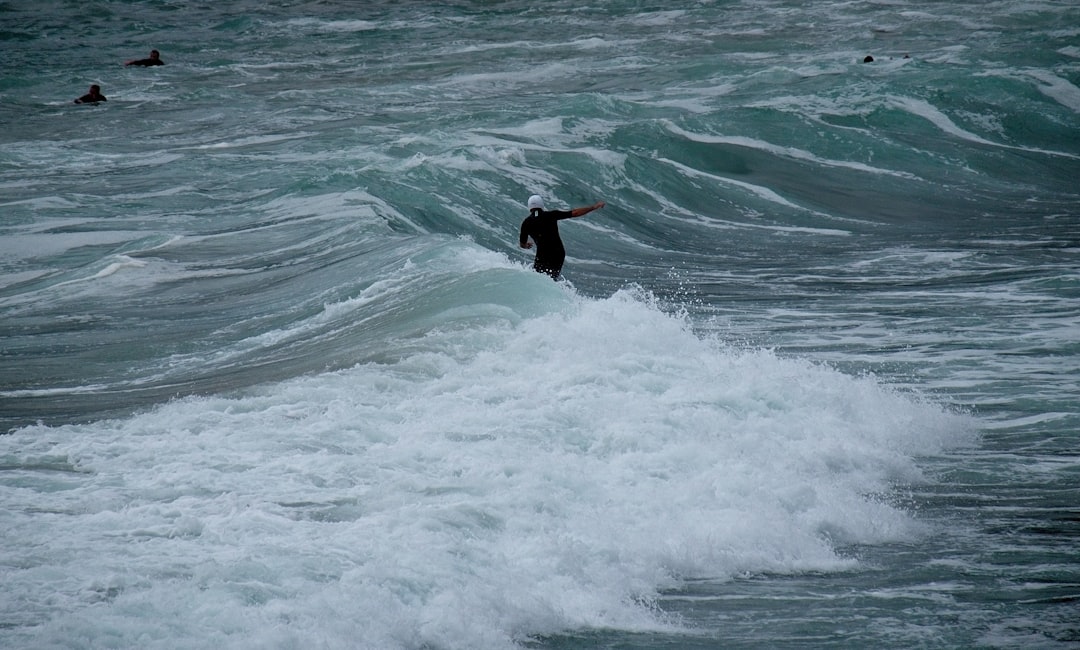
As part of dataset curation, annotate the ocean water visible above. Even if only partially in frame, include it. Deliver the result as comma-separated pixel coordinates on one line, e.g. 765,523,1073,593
1,1,1078,648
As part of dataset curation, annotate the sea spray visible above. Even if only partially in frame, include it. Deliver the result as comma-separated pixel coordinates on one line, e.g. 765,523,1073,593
1,288,974,648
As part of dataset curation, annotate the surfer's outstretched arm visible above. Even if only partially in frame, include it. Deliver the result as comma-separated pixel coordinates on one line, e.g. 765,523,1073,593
570,201,605,218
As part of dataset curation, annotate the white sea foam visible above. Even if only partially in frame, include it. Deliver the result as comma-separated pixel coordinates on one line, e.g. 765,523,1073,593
285,18,379,33
0,195,78,210
0,231,139,262
1022,69,1080,113
663,121,920,179
889,96,1000,146
0,288,973,648
890,95,1080,159
189,132,315,150
656,157,851,235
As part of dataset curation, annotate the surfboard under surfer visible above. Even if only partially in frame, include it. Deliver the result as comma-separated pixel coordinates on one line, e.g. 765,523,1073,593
518,194,605,280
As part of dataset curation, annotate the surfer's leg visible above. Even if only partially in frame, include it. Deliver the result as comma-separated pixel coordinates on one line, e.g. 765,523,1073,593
533,260,562,280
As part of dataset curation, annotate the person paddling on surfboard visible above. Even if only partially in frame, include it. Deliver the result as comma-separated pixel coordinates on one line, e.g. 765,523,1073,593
126,49,164,67
519,194,605,280
74,84,107,104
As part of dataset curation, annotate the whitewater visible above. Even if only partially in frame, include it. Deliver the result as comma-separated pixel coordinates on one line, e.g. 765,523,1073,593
2,1,1078,648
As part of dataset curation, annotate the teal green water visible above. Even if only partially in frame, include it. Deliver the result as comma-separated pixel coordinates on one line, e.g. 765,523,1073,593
2,1,1078,648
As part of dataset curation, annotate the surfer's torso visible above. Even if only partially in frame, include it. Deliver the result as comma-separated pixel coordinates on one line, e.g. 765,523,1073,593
520,209,573,277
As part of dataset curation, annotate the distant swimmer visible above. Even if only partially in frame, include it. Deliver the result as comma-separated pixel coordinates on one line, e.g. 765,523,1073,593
862,54,911,63
74,84,107,104
125,49,164,66
519,194,605,280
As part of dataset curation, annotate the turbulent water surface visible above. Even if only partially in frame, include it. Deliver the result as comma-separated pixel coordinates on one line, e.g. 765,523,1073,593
2,1,1078,648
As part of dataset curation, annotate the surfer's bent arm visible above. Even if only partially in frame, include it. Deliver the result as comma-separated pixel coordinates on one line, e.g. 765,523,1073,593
519,222,533,249
570,201,605,218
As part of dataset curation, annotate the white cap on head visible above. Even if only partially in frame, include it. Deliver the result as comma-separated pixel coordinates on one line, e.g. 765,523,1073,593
527,195,545,210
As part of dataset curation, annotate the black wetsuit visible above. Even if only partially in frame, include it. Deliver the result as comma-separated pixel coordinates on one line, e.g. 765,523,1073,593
520,209,573,279
74,93,107,104
127,58,163,67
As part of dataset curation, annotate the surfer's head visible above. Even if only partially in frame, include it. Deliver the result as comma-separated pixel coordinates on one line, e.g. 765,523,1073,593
527,195,544,211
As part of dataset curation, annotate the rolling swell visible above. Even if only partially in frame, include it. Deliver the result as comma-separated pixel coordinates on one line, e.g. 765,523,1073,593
4,0,1077,428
